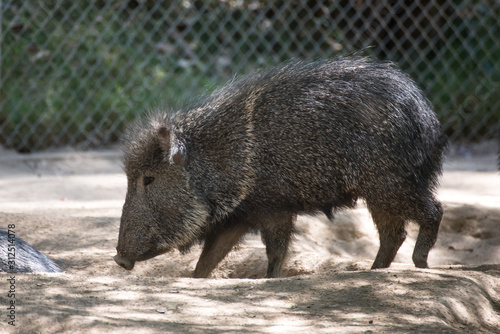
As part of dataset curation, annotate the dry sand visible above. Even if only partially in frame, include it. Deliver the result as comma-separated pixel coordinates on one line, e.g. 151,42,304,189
0,140,498,333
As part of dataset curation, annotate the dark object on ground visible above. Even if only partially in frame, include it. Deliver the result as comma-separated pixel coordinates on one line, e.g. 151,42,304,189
114,57,447,278
0,229,62,273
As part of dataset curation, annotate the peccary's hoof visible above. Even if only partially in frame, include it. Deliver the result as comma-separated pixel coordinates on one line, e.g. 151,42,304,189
414,260,428,269
412,254,429,268
114,254,135,270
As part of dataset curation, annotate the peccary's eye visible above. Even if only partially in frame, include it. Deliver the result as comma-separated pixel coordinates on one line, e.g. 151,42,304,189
143,176,155,187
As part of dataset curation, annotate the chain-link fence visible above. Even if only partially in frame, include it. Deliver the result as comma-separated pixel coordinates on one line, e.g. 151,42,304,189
1,0,499,152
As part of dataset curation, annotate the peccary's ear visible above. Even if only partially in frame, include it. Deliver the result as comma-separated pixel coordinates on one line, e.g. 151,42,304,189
157,126,187,166
169,135,187,166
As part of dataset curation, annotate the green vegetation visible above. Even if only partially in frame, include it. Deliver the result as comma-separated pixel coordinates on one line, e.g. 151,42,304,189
1,1,498,151
410,0,500,141
1,1,220,151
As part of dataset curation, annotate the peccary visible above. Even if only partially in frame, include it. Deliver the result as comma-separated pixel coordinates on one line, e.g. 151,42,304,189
114,57,447,278
0,230,62,273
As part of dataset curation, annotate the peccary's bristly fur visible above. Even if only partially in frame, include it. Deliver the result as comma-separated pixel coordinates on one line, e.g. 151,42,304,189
115,57,448,278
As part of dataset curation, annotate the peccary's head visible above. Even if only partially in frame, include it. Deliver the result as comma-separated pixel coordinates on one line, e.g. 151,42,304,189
114,114,209,270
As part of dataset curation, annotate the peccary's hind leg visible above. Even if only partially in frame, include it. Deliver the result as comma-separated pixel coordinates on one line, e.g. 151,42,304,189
193,223,250,278
259,213,295,278
412,198,443,268
368,205,407,269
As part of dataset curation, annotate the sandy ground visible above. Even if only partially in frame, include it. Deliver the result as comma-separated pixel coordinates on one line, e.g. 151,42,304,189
0,141,499,333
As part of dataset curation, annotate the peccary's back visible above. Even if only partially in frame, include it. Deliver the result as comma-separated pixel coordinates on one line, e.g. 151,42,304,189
237,59,445,210
181,58,447,215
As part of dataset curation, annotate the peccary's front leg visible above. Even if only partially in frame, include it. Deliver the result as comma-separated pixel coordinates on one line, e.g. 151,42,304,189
260,213,295,278
193,223,250,278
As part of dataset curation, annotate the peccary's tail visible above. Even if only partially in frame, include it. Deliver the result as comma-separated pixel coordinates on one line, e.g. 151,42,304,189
415,95,448,191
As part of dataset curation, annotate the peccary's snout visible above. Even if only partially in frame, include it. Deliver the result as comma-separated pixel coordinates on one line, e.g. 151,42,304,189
114,253,135,270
